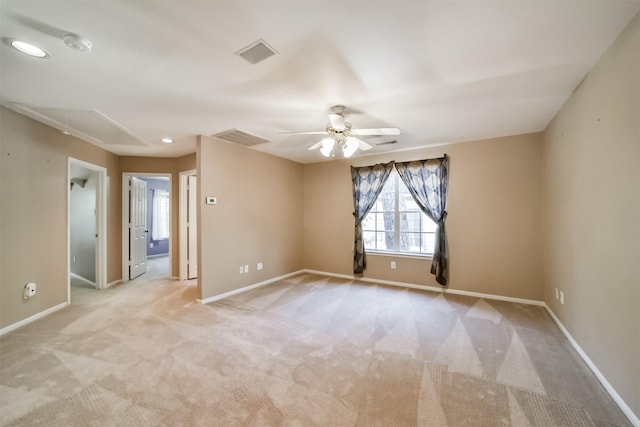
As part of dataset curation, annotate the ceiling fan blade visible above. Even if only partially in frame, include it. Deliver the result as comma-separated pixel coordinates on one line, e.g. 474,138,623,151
329,113,345,130
351,137,373,151
279,131,328,135
352,127,401,136
307,140,324,151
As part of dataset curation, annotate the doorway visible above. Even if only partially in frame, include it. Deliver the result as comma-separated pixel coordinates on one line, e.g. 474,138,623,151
179,170,198,280
122,173,172,282
67,158,107,303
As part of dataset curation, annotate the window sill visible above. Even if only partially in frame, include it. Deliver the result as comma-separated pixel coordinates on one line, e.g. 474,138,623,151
366,250,433,261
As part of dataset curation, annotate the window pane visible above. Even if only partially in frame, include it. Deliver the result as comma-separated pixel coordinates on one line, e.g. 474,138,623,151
400,193,420,211
362,213,376,231
400,232,421,252
400,212,421,232
380,212,395,231
378,191,395,213
422,233,436,254
376,232,387,250
382,231,396,250
363,231,376,249
423,214,437,232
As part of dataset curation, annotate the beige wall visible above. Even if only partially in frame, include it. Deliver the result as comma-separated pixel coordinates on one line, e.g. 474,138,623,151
542,13,640,418
119,153,196,277
304,133,543,300
0,108,197,330
0,107,121,329
197,136,304,300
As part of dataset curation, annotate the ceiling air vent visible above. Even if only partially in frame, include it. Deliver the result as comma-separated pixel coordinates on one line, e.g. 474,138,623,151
211,129,270,147
235,39,277,64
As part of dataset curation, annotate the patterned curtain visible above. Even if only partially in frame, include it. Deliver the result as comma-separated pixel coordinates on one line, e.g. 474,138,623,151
351,162,394,274
395,155,449,285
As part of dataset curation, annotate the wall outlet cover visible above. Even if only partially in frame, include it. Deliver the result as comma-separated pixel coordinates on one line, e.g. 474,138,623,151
24,282,37,299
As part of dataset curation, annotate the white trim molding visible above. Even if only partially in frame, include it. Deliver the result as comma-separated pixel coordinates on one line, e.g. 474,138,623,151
543,304,640,426
197,270,305,305
106,280,122,289
179,169,197,281
67,157,107,304
303,269,545,306
0,302,68,337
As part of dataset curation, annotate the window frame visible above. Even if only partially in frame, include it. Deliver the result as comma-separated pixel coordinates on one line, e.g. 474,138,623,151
362,170,436,258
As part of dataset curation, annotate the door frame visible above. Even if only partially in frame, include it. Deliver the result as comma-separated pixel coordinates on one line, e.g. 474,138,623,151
67,157,107,303
179,169,197,280
122,172,172,282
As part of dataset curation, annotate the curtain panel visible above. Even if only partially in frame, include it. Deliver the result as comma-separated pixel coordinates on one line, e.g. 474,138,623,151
395,155,449,285
350,162,394,274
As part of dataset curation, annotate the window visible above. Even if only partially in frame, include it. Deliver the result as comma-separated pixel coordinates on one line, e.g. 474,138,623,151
151,190,170,240
362,169,437,255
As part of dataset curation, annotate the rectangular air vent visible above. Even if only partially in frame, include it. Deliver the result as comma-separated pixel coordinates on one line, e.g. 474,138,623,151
211,129,270,147
235,39,277,64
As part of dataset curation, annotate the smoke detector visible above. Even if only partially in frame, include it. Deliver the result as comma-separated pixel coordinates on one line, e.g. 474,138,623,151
63,33,92,52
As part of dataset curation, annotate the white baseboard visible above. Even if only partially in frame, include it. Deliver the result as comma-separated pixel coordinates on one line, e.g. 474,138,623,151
543,304,639,426
197,270,306,305
105,279,122,289
147,253,169,258
70,272,96,288
0,302,68,337
302,269,545,307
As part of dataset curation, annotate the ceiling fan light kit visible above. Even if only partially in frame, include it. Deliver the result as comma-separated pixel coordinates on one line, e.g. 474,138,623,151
285,105,401,158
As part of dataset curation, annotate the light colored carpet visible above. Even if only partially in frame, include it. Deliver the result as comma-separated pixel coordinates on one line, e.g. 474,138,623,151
0,273,631,426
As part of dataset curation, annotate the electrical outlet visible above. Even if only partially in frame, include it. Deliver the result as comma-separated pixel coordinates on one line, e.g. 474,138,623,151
150,242,154,248
257,262,263,271
560,291,564,305
239,266,244,274
390,261,396,269
244,264,249,273
555,288,559,299
73,255,76,264
24,282,36,299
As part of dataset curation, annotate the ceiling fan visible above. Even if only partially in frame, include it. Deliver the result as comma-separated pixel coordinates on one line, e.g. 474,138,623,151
280,105,401,158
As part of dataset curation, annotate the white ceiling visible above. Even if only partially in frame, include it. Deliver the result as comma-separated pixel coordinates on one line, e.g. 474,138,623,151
1,1,639,164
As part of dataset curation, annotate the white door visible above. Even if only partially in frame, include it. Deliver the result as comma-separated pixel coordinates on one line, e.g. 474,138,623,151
187,175,198,279
129,177,147,279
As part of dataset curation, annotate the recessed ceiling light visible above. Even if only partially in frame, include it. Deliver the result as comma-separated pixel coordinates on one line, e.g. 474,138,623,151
9,39,48,58
161,138,174,144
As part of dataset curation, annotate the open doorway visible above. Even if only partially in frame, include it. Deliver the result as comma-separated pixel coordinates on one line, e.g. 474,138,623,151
68,158,107,303
179,170,198,281
122,173,172,282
